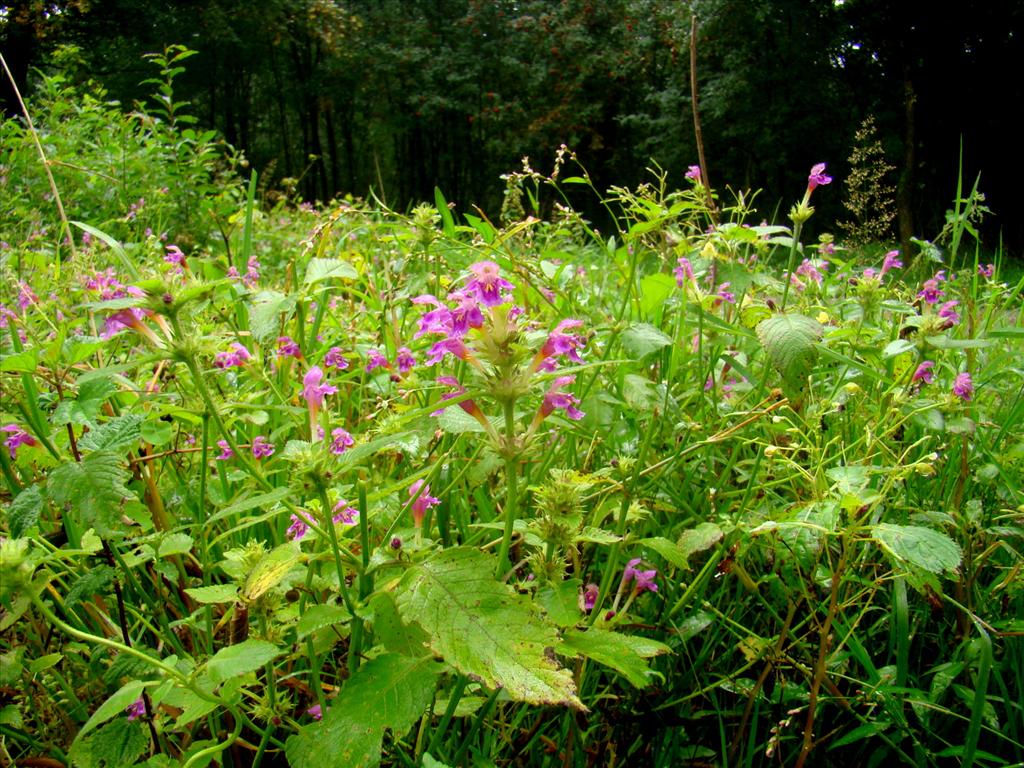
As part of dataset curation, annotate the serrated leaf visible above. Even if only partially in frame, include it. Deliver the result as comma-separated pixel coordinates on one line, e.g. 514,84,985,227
621,374,660,413
620,322,673,360
240,542,301,601
678,522,724,559
184,584,239,604
51,377,117,427
0,348,38,373
562,628,670,688
871,524,962,576
303,257,358,286
81,716,149,768
536,578,583,628
367,593,428,654
296,604,350,641
249,290,296,344
48,452,137,538
285,653,441,768
158,533,194,558
78,413,143,453
436,405,499,434
638,536,691,570
396,547,583,709
756,313,823,392
206,639,280,684
160,686,220,727
65,566,115,610
8,484,45,537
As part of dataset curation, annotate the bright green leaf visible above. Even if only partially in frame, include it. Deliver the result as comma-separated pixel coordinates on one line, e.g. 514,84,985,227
756,313,823,393
562,628,670,688
871,524,962,576
48,451,137,538
620,322,673,360
78,413,143,453
206,639,280,685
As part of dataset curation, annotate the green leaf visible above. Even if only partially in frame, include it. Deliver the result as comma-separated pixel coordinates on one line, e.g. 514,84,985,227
76,679,155,741
206,639,280,685
434,187,455,238
436,405,499,435
65,566,115,610
536,578,583,628
678,522,724,560
297,604,350,642
8,484,45,537
0,348,38,373
638,536,692,571
78,413,143,453
249,290,296,344
871,524,962,576
303,257,358,286
240,542,302,601
140,419,174,446
367,593,428,654
77,716,149,768
395,547,583,709
51,376,117,427
562,628,671,688
48,452,137,538
640,273,677,318
620,322,673,360
621,374,661,414
71,221,138,278
285,653,442,768
756,313,823,393
160,686,219,727
184,584,239,604
207,487,293,525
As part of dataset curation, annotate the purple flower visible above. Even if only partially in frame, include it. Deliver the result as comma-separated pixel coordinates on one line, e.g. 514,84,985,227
978,263,995,279
366,349,389,372
674,257,695,288
324,346,349,370
917,279,945,304
806,162,832,192
952,372,974,401
214,342,251,369
624,558,658,593
17,281,37,311
409,479,440,528
685,165,702,183
715,283,735,305
463,261,514,307
330,427,354,455
582,583,599,612
794,258,824,287
277,336,301,359
252,436,275,459
164,244,186,274
533,319,586,372
539,376,584,421
0,303,17,328
332,500,359,526
126,696,146,721
395,347,417,374
2,424,37,459
302,366,337,409
911,361,935,385
287,510,314,540
307,704,322,720
446,290,485,336
880,250,903,276
938,300,960,326
425,337,470,366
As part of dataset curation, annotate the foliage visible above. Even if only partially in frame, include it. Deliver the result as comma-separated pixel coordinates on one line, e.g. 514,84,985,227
841,115,898,245
1,58,1023,768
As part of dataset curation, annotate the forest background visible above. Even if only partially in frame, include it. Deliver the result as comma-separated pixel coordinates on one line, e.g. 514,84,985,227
3,0,1023,256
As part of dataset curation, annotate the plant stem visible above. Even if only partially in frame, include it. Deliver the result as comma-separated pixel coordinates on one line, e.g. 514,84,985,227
495,399,520,579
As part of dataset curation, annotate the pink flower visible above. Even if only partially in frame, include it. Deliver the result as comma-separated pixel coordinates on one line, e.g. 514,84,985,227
463,261,514,307
125,696,146,721
533,319,586,372
685,165,702,183
277,336,301,359
952,372,974,401
252,436,274,459
302,366,337,409
978,263,995,279
332,500,359,526
446,290,485,335
164,244,186,274
215,440,234,460
366,349,389,372
794,259,824,287
714,283,735,305
674,257,695,288
425,337,470,366
880,250,903,276
539,376,584,421
582,583,599,611
324,346,349,370
307,704,322,720
287,510,314,540
2,424,37,459
911,361,935,385
917,279,945,304
214,342,251,369
938,300,960,326
806,162,832,192
623,558,658,593
408,479,440,528
395,347,417,374
330,427,354,455
17,281,37,311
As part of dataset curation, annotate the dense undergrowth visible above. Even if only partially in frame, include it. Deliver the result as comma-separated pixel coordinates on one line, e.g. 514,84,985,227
1,54,1023,768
